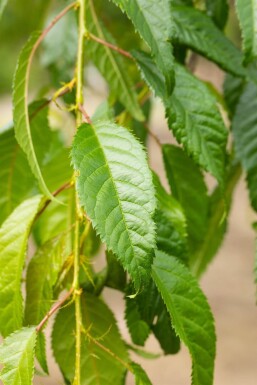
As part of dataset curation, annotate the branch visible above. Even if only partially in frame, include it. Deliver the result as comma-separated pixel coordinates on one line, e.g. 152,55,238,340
36,287,74,332
89,33,133,60
78,103,92,124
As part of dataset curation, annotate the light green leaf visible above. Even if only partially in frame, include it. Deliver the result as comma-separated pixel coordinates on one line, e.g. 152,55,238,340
152,250,216,385
0,195,42,337
166,65,227,185
13,32,53,198
130,362,152,385
162,145,209,251
236,0,257,63
71,121,156,290
87,0,144,121
232,81,257,211
172,5,245,77
0,327,37,385
133,52,227,184
0,0,7,18
205,0,229,29
25,236,67,326
111,0,175,93
52,294,129,385
0,128,34,226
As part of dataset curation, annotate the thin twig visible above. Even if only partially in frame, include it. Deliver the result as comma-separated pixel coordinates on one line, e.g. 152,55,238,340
89,33,133,60
144,123,162,147
36,287,74,332
78,103,93,124
36,181,72,219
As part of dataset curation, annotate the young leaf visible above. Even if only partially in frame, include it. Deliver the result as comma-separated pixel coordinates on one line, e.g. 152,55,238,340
0,128,35,226
205,0,229,30
152,250,216,385
0,195,42,337
162,145,209,251
52,294,129,385
130,362,153,385
172,5,245,77
13,32,53,198
0,327,37,385
71,121,156,290
235,0,257,63
111,0,175,93
87,0,144,121
133,52,228,184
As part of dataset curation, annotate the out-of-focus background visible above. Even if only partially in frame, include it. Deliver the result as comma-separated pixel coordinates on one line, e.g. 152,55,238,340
0,1,257,384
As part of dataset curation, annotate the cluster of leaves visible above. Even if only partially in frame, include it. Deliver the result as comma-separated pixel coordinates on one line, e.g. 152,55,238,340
0,0,256,384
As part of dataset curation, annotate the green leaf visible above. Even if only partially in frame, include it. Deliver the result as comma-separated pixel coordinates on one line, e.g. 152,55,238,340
0,0,8,18
130,362,152,385
25,236,67,326
125,295,151,346
106,250,126,291
0,195,42,337
172,5,245,77
0,128,34,226
52,293,129,385
205,0,229,30
0,327,37,385
223,74,246,118
71,121,156,290
191,163,242,276
162,145,208,251
13,32,53,198
232,81,257,211
152,250,216,385
133,52,228,184
236,0,257,63
87,0,144,121
111,0,175,93
166,65,227,185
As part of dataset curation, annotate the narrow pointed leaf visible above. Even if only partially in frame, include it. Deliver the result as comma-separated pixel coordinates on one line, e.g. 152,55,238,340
111,0,175,93
130,362,152,385
172,5,245,77
71,121,156,290
0,327,37,385
205,0,229,30
52,294,129,385
236,0,257,63
87,0,144,121
152,250,216,385
0,195,42,336
13,32,53,198
163,145,209,251
232,81,257,211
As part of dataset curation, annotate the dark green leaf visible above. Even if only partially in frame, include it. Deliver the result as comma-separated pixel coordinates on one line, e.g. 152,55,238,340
71,121,156,290
125,295,151,346
205,0,229,29
232,81,257,211
111,0,175,93
52,294,129,385
106,250,126,291
152,250,216,385
163,145,208,251
172,5,245,77
235,0,257,63
87,0,144,121
223,74,246,118
0,196,42,337
0,327,37,385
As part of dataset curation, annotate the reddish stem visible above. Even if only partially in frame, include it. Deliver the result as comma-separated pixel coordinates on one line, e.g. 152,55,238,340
89,33,133,60
78,103,93,124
